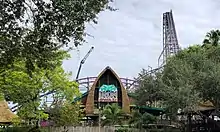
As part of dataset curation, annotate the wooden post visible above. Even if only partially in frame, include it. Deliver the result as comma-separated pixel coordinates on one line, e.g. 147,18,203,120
87,77,89,91
187,113,192,132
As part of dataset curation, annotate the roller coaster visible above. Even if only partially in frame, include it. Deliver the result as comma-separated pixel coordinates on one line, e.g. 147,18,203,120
76,77,138,92
10,10,181,112
158,10,181,67
76,10,181,92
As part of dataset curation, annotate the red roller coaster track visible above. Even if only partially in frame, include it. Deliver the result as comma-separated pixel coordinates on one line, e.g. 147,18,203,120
76,77,138,92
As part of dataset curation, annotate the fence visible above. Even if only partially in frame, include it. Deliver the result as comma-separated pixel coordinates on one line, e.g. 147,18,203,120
45,126,116,132
0,126,180,132
44,127,179,132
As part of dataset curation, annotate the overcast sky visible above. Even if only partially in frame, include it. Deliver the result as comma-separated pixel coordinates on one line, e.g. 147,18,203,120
62,0,220,80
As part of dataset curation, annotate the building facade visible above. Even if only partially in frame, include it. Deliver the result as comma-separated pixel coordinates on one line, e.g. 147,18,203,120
85,66,130,115
74,66,164,124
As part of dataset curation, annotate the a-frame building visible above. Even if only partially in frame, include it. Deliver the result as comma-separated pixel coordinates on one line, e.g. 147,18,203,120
74,66,164,124
85,66,130,115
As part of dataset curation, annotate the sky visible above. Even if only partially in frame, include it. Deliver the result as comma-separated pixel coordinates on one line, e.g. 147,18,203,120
62,0,220,80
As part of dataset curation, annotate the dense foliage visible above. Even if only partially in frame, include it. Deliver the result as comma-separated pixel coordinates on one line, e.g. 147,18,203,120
0,0,113,71
129,111,156,129
0,0,114,126
134,70,164,106
0,51,79,126
48,102,82,126
101,103,125,126
134,30,220,118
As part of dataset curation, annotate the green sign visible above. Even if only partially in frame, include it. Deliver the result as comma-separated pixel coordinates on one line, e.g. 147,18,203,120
99,84,117,92
99,84,118,102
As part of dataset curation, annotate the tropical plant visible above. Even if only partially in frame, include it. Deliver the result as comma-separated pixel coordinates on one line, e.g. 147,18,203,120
129,111,156,130
101,103,125,126
203,30,220,46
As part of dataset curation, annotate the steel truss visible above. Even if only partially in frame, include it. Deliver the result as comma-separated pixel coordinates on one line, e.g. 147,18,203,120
158,10,181,67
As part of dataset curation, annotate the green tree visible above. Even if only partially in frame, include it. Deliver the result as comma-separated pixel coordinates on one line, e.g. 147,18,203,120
203,30,220,46
161,55,201,117
0,0,114,71
134,30,220,118
129,111,156,130
0,51,79,127
0,92,4,101
101,103,125,126
134,70,164,107
161,40,220,116
48,102,82,127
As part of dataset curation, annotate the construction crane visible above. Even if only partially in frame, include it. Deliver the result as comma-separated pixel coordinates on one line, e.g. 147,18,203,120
75,46,94,81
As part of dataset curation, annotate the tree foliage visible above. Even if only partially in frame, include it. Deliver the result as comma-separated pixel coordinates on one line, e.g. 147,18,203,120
0,51,79,122
0,0,114,71
203,29,220,46
48,102,82,126
135,30,220,118
101,103,125,126
0,0,114,127
163,30,220,113
129,111,156,129
134,70,164,106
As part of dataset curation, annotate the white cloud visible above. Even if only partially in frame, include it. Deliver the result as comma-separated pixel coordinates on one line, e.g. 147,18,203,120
63,0,220,80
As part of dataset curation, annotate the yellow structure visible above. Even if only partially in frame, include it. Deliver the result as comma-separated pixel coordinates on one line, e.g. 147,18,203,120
0,100,18,124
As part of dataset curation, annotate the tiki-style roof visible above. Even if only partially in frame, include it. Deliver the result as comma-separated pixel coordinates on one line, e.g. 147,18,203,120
179,101,215,115
0,100,18,123
196,100,215,111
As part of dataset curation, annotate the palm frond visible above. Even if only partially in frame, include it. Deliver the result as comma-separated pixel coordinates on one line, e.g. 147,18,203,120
101,103,125,126
203,30,220,46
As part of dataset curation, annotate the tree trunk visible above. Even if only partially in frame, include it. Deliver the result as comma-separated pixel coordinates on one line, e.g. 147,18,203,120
187,113,192,132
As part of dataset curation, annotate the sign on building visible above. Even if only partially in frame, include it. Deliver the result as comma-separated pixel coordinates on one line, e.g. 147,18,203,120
98,84,118,102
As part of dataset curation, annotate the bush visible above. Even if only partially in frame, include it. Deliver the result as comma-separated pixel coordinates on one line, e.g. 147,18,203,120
0,127,29,132
147,128,181,132
114,128,181,132
115,128,130,132
0,127,48,132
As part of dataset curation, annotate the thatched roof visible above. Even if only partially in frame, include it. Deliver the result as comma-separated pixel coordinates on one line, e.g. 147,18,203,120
0,100,18,123
179,101,215,115
196,100,215,111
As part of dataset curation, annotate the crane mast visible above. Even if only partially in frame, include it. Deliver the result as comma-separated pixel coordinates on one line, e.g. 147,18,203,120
76,46,94,81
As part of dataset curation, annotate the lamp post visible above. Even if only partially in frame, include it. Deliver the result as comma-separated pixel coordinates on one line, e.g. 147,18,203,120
99,106,106,132
99,104,101,132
